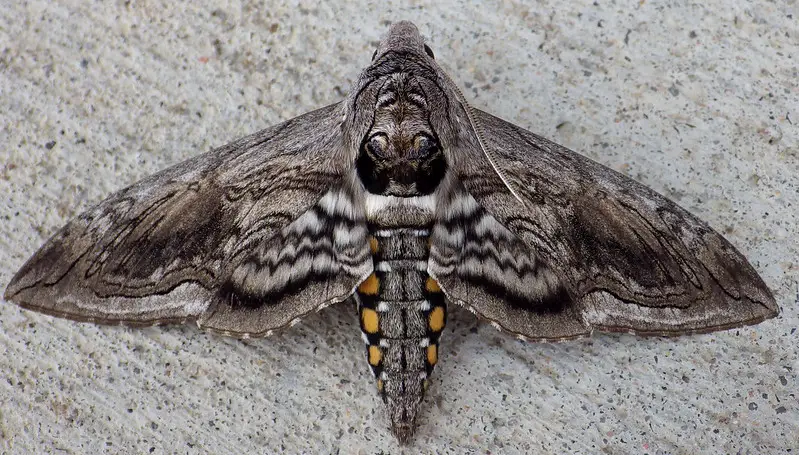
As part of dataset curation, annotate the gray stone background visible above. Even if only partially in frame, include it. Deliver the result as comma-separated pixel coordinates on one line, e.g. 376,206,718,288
1,1,796,453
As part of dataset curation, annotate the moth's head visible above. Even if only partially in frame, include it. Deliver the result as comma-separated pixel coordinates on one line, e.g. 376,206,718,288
353,21,447,197
370,21,436,63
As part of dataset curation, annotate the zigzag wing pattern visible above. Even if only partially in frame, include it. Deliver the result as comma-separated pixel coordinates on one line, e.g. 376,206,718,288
429,181,589,340
206,181,372,336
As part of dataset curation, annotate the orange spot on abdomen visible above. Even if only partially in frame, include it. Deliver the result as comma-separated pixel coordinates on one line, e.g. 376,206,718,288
361,308,379,334
368,345,382,366
428,306,445,332
358,273,380,295
425,277,441,293
427,344,438,365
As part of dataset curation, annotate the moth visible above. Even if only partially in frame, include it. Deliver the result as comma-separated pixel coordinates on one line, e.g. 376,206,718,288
5,21,779,444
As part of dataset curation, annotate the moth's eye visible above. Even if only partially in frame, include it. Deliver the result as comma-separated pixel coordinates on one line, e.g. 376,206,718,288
412,134,437,159
423,44,435,59
366,133,389,158
372,49,378,61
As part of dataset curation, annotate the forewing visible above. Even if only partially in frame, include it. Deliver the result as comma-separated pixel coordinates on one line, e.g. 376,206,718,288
5,103,372,337
433,107,777,339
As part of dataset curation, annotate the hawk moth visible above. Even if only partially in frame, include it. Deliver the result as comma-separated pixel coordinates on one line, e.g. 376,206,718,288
4,21,779,444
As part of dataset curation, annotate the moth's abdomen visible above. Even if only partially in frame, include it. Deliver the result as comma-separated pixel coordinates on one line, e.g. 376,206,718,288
355,227,446,442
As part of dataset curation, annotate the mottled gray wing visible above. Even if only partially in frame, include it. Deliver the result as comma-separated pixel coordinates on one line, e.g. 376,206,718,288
431,108,778,341
5,103,372,338
430,176,585,340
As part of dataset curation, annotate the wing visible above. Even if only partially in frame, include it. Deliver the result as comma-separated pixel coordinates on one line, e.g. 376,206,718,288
430,175,586,340
430,108,778,341
4,103,372,338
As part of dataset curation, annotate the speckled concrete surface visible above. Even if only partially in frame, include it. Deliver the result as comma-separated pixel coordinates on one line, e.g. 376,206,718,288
1,1,797,454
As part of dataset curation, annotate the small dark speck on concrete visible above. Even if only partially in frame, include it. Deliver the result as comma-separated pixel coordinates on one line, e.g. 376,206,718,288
80,58,89,68
779,375,787,386
748,402,758,411
689,30,698,38
45,140,56,149
776,406,787,414
210,9,227,20
668,85,680,97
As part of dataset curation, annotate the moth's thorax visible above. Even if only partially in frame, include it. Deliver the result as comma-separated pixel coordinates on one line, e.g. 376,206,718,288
355,73,447,197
